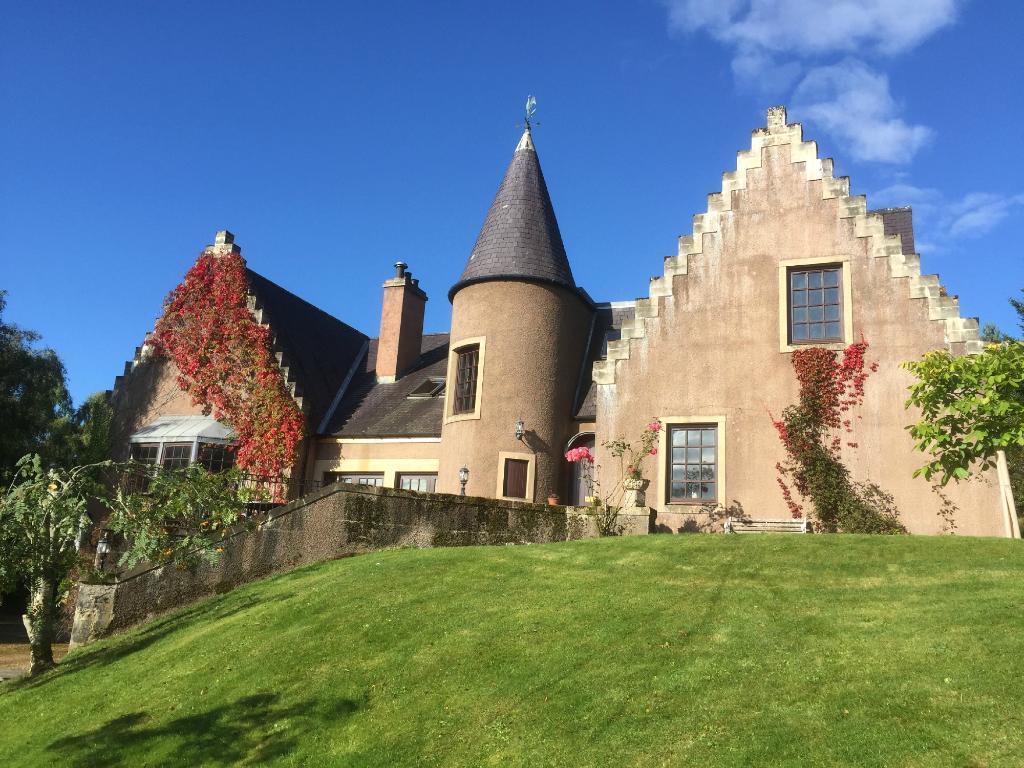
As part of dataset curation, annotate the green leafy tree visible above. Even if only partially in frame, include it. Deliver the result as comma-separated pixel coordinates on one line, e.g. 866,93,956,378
980,322,1011,343
903,342,1024,484
0,291,73,482
1010,288,1024,335
105,465,256,570
0,455,106,675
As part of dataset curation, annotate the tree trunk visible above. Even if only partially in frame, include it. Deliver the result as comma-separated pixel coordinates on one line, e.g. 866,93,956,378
23,578,56,676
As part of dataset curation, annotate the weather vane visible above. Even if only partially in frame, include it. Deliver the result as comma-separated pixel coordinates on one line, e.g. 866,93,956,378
522,94,539,131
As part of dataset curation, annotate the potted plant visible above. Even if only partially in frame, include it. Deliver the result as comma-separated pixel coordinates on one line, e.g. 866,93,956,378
605,419,662,490
547,491,560,506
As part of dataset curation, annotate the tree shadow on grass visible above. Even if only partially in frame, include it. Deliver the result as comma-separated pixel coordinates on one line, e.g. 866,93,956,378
8,591,289,693
47,691,361,767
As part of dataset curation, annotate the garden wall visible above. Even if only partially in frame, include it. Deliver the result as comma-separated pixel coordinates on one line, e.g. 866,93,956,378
71,482,650,646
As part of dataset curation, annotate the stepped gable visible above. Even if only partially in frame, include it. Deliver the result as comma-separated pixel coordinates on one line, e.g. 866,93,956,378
573,302,636,420
325,333,449,437
449,127,577,301
110,231,370,435
244,268,369,430
591,106,983,389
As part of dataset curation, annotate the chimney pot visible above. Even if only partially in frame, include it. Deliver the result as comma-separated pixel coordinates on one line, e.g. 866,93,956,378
394,261,408,279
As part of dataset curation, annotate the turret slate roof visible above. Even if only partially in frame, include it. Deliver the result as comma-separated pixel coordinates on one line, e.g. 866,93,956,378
449,127,576,301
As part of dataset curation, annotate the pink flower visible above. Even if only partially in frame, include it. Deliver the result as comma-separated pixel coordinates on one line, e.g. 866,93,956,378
564,446,595,463
647,421,662,432
649,447,658,456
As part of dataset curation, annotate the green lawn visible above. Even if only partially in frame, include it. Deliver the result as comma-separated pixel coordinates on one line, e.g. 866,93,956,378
2,535,1023,767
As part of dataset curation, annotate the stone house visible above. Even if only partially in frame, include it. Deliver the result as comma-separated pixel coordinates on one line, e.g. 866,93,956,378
108,106,1018,537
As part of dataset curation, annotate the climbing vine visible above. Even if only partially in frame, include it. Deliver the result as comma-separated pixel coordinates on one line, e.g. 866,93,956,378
151,250,305,477
771,340,904,533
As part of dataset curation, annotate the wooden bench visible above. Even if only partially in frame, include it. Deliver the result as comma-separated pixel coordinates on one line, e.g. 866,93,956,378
724,517,809,534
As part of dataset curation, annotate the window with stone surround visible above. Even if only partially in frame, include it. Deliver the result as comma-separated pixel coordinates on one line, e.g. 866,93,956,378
453,345,479,414
667,425,718,504
788,266,843,344
502,459,529,499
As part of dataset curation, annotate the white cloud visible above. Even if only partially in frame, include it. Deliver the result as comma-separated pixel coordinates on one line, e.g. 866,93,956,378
872,184,1024,245
792,60,933,163
662,0,961,164
948,193,1024,237
871,183,942,209
665,0,959,58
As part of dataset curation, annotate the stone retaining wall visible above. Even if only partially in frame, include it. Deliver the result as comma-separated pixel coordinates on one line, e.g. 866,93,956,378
71,482,650,646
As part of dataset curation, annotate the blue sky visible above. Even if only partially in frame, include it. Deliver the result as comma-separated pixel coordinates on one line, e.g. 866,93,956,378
2,1,1022,405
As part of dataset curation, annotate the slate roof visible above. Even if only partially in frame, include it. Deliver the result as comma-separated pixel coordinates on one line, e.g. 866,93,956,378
871,207,916,255
449,127,576,301
324,333,449,437
573,303,636,420
245,269,369,432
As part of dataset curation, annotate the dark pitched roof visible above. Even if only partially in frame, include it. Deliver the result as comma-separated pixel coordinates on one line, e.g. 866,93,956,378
324,333,449,437
449,128,576,301
573,303,636,420
871,206,916,255
245,269,369,431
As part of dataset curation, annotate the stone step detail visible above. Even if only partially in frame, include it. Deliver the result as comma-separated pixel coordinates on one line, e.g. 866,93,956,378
591,106,982,389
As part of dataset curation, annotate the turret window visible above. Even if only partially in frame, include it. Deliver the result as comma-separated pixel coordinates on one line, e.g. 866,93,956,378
453,345,479,414
445,337,485,423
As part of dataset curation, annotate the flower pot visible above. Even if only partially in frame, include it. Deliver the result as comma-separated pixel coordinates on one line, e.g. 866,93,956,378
547,495,560,506
623,477,649,491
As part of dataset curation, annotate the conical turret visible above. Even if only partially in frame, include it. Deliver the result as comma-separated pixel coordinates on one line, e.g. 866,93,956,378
449,126,576,301
438,121,593,501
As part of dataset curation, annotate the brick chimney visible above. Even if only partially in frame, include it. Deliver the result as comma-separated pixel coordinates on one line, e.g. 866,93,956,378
376,262,427,382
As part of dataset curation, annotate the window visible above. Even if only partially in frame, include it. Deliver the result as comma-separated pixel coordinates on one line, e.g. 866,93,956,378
161,443,192,470
789,266,842,343
502,459,529,499
408,378,445,399
453,345,479,414
125,444,160,492
324,472,384,486
668,426,717,503
198,443,235,472
130,443,159,465
397,473,437,493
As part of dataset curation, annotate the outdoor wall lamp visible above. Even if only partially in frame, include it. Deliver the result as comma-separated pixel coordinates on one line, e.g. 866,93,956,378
458,466,469,496
96,531,111,572
514,418,525,442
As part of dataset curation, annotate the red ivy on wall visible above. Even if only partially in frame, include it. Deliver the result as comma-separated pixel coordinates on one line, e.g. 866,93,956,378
771,340,877,519
150,250,305,477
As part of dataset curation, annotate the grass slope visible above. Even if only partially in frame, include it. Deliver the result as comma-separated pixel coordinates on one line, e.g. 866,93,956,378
2,535,1023,767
